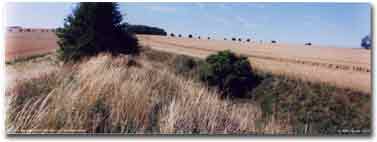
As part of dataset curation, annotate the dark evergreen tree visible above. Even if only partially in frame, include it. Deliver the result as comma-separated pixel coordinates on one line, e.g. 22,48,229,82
56,2,139,62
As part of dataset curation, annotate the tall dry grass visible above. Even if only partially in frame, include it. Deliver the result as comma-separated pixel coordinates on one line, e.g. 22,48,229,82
6,54,290,134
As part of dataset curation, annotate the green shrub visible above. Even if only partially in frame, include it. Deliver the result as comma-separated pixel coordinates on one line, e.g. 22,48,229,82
56,2,139,62
199,50,256,98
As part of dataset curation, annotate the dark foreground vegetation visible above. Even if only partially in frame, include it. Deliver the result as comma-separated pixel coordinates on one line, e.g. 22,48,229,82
142,48,371,135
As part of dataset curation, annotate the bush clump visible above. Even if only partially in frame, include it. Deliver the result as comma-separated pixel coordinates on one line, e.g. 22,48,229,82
199,50,256,98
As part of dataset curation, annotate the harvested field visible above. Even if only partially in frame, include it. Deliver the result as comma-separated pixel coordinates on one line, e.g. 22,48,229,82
138,35,371,72
5,32,371,93
138,35,371,93
5,31,59,61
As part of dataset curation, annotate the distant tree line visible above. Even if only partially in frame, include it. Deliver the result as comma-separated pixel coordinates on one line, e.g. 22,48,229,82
125,25,167,36
361,35,371,49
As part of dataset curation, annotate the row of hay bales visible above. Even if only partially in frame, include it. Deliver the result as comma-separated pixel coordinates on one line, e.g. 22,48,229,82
7,27,56,33
168,33,313,46
148,36,369,73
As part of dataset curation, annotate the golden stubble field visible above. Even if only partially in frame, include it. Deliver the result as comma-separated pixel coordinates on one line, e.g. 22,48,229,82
138,35,371,93
5,31,59,61
5,32,371,93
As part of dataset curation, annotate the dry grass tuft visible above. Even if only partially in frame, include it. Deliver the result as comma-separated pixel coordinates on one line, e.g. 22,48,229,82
6,54,290,134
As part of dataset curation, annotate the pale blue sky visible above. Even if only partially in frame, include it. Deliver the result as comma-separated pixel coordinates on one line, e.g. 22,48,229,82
6,3,371,48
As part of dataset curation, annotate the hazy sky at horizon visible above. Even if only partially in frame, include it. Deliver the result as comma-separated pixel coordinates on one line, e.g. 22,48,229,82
5,3,371,48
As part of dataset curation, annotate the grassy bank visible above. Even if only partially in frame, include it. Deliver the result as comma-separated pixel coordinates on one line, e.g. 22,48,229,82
6,48,371,135
142,48,371,135
6,51,289,134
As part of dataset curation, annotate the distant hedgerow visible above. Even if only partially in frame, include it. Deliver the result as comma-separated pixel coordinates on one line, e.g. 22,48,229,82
125,25,167,36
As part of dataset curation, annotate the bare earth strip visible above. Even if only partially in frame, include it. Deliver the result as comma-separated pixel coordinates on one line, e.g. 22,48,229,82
138,35,371,93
